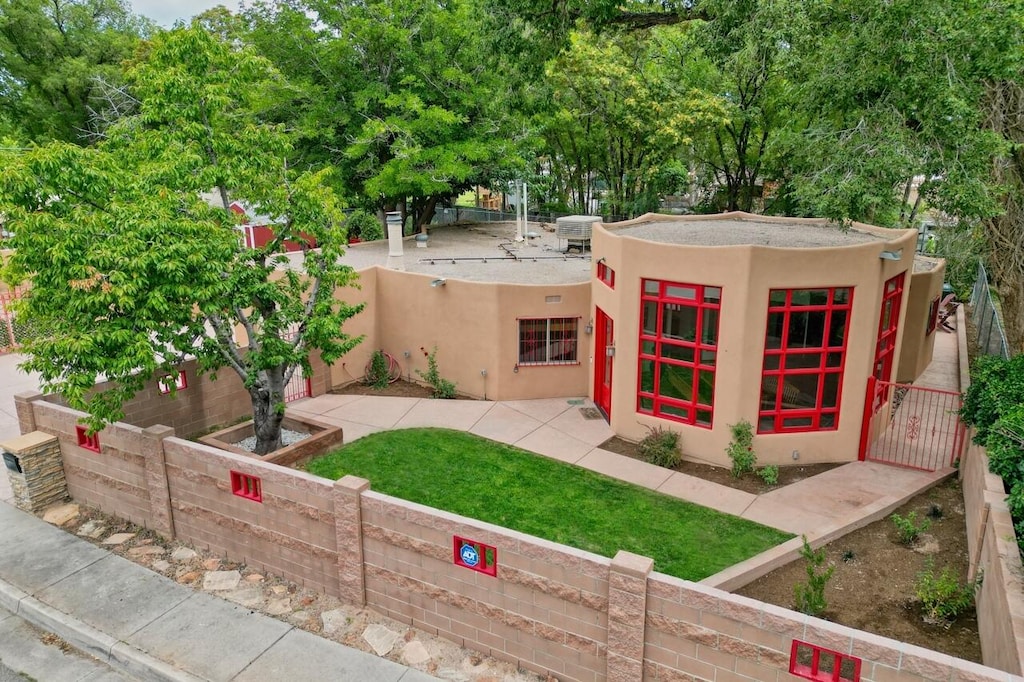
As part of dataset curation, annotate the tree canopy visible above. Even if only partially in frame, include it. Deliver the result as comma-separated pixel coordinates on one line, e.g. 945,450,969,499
0,27,364,453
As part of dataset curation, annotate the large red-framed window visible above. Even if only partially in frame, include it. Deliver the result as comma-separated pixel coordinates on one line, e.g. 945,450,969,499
597,261,615,289
518,317,579,365
637,279,721,427
872,273,904,410
758,287,853,434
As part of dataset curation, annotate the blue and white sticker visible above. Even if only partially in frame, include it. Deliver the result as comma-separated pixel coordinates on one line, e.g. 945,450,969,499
460,543,480,568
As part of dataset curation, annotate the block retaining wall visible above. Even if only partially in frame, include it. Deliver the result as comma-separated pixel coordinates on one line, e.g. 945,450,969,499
14,395,1023,682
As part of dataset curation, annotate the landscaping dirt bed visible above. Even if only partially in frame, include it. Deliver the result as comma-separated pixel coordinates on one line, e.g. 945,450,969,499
331,378,473,399
736,478,981,663
598,436,842,495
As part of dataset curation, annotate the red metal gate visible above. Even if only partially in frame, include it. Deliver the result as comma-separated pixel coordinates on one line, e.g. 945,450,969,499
859,376,965,471
0,287,28,354
284,367,311,402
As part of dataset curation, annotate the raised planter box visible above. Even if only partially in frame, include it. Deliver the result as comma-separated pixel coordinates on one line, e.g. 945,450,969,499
198,414,342,468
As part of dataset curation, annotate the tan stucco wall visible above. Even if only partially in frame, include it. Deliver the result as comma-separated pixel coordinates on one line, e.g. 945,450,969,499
897,261,945,383
333,266,590,400
589,213,918,467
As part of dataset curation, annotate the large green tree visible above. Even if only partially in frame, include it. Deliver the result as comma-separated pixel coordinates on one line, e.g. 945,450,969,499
245,0,524,230
0,0,151,143
0,27,364,454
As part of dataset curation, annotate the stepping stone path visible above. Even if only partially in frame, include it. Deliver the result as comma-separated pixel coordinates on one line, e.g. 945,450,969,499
76,520,106,539
152,560,171,573
202,570,241,591
402,640,432,666
266,598,291,616
42,503,79,526
127,546,165,557
102,532,135,545
321,609,349,635
363,624,400,656
170,547,197,561
223,587,262,607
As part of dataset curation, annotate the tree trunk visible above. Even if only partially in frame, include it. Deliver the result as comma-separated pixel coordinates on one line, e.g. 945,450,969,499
250,367,287,455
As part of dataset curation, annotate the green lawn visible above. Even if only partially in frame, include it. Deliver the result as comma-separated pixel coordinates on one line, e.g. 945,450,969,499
306,428,792,580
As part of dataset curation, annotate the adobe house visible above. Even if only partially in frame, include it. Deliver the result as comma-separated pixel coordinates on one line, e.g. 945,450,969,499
323,212,943,467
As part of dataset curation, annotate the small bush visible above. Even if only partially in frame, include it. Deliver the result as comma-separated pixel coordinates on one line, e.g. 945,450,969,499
344,209,385,242
793,535,834,616
726,420,756,478
639,426,681,469
961,354,1024,443
891,511,930,545
365,350,390,389
915,559,982,624
758,464,780,487
416,346,457,399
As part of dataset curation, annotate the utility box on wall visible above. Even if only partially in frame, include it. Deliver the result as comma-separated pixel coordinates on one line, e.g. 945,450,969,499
0,431,67,513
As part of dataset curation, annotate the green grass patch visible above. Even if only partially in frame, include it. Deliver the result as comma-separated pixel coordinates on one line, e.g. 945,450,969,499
306,428,791,580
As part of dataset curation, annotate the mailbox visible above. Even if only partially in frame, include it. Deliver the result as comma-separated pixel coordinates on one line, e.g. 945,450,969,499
2,451,22,474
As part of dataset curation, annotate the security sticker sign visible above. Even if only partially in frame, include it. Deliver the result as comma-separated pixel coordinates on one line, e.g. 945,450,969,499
453,536,497,576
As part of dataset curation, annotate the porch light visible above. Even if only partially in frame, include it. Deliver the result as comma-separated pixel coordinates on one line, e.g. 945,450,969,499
431,278,447,287
879,249,903,261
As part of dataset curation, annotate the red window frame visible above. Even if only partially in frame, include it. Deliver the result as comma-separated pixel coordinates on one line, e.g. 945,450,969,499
517,317,580,365
926,296,940,335
758,287,853,434
75,425,100,452
597,260,615,289
872,274,905,410
789,640,861,682
230,471,263,503
158,370,188,394
637,279,721,428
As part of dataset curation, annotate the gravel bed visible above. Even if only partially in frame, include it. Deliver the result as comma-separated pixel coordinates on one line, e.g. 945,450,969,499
234,428,310,453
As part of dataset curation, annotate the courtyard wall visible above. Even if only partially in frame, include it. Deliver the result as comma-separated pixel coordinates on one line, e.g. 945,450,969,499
12,394,1022,682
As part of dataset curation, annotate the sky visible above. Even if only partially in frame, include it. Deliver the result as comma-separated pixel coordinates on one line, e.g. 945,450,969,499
127,0,242,28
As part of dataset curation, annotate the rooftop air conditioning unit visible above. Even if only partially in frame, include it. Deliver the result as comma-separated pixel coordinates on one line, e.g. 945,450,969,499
555,215,600,251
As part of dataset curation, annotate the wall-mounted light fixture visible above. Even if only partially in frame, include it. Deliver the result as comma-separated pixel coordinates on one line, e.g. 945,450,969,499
584,319,594,335
430,278,447,287
513,363,519,374
596,257,606,265
879,249,903,261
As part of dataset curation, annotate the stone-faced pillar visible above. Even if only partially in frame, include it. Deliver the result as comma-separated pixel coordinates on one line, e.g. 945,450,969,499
0,431,66,513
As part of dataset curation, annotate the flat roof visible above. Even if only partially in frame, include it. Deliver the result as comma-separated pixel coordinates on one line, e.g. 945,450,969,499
328,222,593,285
610,217,887,248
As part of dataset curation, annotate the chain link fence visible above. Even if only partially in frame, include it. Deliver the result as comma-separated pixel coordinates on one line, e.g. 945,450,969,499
970,262,1011,359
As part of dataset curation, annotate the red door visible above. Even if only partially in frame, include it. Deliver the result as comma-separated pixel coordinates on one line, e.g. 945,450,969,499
594,308,614,420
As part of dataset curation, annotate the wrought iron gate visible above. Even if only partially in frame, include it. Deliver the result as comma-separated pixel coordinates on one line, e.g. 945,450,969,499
859,376,965,471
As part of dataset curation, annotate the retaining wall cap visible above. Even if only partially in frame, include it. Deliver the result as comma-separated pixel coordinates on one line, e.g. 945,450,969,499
0,431,58,452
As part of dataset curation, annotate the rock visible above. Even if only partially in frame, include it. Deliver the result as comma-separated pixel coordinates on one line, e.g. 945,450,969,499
127,546,166,557
266,598,291,616
152,560,171,573
362,624,400,656
914,533,941,555
202,558,221,571
177,571,200,584
102,532,136,545
270,585,289,596
288,610,309,626
223,587,262,607
321,609,350,635
203,570,242,591
42,503,79,526
76,520,106,539
402,640,432,666
138,538,153,545
244,573,265,583
171,547,197,562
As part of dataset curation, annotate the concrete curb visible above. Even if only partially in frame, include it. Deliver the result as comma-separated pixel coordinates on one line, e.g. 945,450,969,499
0,575,201,682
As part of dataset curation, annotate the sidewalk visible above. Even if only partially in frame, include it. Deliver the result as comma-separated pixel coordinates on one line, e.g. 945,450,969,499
0,500,436,682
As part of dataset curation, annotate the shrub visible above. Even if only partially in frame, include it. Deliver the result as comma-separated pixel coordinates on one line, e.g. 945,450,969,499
726,420,756,478
915,559,982,624
365,350,390,389
961,354,1024,443
890,511,930,545
344,209,385,242
793,535,834,616
416,346,457,399
758,464,780,487
639,426,681,469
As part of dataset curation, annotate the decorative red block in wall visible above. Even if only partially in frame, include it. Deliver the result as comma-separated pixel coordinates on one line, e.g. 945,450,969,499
75,425,100,452
159,371,188,394
790,640,861,682
230,470,262,503
453,536,497,576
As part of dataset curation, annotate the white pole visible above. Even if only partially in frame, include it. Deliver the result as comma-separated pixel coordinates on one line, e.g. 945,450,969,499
515,179,525,242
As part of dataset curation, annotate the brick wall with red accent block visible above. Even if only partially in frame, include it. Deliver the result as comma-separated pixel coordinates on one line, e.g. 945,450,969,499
17,396,1024,682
